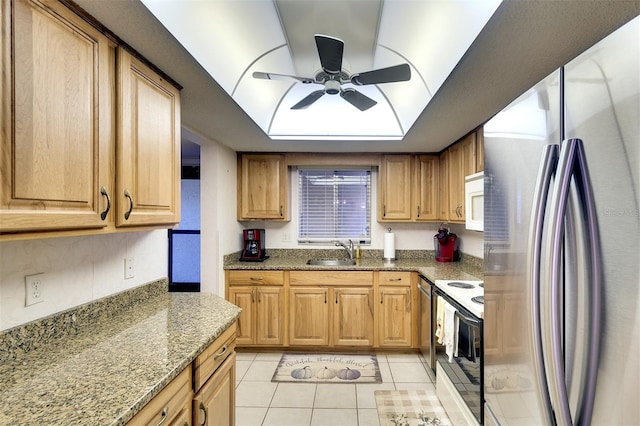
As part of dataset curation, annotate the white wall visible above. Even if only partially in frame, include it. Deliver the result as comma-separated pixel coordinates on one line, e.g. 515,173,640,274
190,128,242,297
0,230,167,331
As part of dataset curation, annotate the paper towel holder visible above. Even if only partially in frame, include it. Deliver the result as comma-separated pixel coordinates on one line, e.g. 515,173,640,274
384,227,396,261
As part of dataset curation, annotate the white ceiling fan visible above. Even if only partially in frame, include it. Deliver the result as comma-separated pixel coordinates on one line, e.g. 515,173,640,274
253,34,411,111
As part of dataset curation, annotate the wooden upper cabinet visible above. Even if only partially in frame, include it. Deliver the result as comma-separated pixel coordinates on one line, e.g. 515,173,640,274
476,126,484,172
0,0,115,233
379,154,438,222
379,155,413,221
446,131,476,222
117,48,181,227
414,155,439,221
438,151,450,221
237,154,288,220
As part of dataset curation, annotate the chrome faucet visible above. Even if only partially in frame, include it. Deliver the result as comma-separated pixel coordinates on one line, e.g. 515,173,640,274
335,239,354,260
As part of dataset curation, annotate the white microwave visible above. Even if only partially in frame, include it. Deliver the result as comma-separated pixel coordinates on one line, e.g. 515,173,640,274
465,172,484,231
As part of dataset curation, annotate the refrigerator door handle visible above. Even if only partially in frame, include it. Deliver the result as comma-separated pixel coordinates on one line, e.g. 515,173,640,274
546,138,602,426
572,138,602,425
527,143,558,426
546,138,576,426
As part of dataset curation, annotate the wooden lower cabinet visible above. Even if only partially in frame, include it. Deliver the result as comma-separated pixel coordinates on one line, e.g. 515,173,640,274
228,286,284,346
333,287,375,346
289,287,330,346
378,272,414,348
127,323,237,426
289,286,374,347
193,352,236,426
378,286,413,347
484,291,525,359
226,270,285,346
226,269,418,350
127,365,192,426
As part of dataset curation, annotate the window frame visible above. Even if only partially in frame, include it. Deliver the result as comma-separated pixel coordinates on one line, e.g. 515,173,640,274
296,167,372,244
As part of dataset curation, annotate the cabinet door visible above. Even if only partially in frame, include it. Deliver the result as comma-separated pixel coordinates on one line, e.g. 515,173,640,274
414,155,439,221
448,133,476,222
333,287,374,346
483,292,501,358
128,365,193,426
193,352,235,426
1,0,114,233
238,154,287,220
476,127,484,172
379,155,412,221
501,292,525,355
378,286,412,347
117,47,181,227
289,287,329,346
228,287,255,345
438,151,450,221
255,287,284,345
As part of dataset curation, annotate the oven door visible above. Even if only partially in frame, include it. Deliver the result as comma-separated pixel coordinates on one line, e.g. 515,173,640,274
434,288,484,425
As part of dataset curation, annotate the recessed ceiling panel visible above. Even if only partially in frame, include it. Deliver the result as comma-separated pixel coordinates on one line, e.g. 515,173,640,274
141,0,502,141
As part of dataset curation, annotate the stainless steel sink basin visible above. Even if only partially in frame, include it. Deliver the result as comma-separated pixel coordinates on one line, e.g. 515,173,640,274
306,258,356,266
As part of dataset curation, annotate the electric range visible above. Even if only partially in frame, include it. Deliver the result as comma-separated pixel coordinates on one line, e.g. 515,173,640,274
433,279,485,425
434,279,484,318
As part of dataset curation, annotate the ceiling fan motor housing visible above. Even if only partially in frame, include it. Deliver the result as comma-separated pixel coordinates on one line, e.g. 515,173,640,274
324,79,341,95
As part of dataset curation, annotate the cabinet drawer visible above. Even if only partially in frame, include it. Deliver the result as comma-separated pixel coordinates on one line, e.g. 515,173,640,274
378,271,412,286
289,271,373,286
127,365,192,425
228,270,284,285
193,324,237,392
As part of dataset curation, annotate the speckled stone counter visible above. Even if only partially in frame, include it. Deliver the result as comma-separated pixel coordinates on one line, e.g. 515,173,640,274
224,249,483,282
0,279,241,426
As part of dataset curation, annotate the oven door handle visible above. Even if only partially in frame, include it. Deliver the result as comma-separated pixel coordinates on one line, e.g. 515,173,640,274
433,287,481,326
455,310,481,328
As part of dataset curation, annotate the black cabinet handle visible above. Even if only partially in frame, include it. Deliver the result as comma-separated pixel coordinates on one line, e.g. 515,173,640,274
124,189,134,220
100,186,111,220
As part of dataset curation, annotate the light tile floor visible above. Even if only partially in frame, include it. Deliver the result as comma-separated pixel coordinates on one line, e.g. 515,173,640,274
235,352,437,426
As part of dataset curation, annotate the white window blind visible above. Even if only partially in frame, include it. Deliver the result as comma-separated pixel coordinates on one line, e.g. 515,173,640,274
298,168,371,243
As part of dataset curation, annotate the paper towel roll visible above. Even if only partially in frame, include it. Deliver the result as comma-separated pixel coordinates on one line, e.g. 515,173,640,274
383,231,396,260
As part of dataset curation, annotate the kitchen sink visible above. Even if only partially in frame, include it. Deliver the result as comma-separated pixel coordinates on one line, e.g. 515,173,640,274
306,258,356,266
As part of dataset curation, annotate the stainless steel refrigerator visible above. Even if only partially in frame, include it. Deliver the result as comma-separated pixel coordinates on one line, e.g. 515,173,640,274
483,16,639,425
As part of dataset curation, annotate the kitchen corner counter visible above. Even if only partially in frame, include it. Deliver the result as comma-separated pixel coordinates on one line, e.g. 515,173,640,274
224,249,483,283
0,280,241,426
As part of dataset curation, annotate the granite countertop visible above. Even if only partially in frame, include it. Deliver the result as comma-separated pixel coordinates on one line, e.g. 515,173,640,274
0,280,241,426
224,249,483,283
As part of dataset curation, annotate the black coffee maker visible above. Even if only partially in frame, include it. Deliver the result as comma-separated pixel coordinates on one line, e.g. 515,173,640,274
240,229,269,261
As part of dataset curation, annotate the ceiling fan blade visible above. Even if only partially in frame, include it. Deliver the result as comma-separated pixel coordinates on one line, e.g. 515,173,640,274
253,71,315,84
315,34,344,74
340,89,377,111
350,63,411,85
291,90,325,110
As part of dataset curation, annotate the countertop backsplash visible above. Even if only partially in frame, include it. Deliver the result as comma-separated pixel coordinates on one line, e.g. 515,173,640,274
0,279,168,363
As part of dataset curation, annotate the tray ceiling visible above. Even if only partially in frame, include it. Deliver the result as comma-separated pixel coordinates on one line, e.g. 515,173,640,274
74,0,639,153
140,0,501,141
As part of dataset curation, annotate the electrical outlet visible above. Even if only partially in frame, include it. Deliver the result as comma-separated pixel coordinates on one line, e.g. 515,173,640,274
282,232,290,242
25,273,44,306
124,257,135,279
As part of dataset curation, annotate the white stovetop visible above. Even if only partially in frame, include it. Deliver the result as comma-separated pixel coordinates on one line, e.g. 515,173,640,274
434,279,484,318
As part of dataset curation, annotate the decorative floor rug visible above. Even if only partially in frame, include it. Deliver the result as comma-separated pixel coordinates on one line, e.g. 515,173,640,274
375,390,452,426
271,353,382,383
